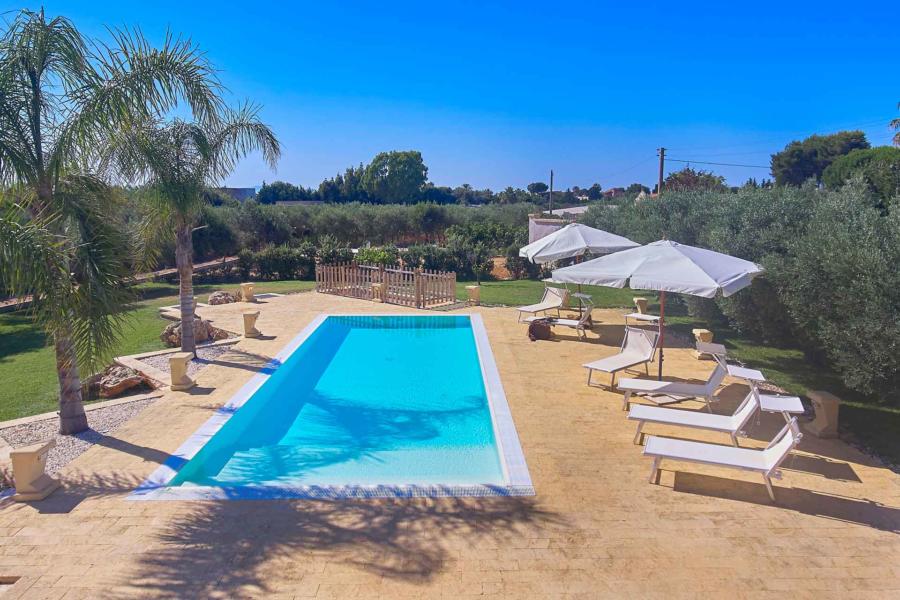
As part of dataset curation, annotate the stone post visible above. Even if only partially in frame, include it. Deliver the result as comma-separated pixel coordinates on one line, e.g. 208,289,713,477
466,285,481,306
371,282,385,303
169,352,196,391
633,297,648,314
240,282,256,303
242,309,262,338
11,440,59,502
806,391,841,438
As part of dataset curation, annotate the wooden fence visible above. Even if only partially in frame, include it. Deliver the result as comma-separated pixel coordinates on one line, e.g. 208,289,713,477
315,263,457,309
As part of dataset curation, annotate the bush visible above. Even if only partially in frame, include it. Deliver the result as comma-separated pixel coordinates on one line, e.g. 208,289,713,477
822,147,900,208
316,234,353,264
404,244,456,271
503,244,541,280
355,245,401,267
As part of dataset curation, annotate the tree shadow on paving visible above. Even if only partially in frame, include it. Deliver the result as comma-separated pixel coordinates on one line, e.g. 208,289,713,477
671,472,900,532
112,496,566,598
198,349,278,373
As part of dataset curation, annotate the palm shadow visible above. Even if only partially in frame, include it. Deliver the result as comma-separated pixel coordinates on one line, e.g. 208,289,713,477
110,495,565,598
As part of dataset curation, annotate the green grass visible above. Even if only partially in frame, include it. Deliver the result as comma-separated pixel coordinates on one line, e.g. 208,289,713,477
0,280,315,421
455,279,656,308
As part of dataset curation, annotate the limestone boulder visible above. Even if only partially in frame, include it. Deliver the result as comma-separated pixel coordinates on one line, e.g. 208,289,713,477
208,290,237,305
96,365,144,398
160,317,230,348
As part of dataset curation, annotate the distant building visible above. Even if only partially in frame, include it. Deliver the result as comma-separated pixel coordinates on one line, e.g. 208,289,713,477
602,187,625,199
214,187,256,202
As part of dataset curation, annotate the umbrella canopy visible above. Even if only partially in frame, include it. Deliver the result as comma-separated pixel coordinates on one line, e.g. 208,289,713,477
550,240,764,379
549,240,763,298
519,223,639,264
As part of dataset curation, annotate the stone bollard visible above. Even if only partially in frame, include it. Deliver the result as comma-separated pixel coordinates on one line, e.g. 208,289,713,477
240,282,256,303
371,282,385,303
692,328,715,360
466,285,481,306
11,440,60,502
169,352,196,391
242,309,262,338
633,297,648,314
806,391,841,438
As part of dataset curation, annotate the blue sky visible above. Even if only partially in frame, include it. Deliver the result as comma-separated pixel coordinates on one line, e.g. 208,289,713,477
23,1,900,190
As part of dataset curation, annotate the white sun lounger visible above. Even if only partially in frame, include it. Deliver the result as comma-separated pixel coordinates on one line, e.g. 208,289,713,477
516,286,569,322
618,361,728,411
628,388,760,446
583,326,659,388
524,304,594,340
643,418,802,501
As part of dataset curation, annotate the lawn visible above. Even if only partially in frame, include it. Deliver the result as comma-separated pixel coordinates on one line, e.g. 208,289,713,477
0,280,315,421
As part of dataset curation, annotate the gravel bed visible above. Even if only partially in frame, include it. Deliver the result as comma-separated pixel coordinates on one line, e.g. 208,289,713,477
139,342,236,377
0,397,156,476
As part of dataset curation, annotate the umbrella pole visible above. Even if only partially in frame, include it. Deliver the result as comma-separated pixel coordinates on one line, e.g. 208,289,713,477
657,291,666,380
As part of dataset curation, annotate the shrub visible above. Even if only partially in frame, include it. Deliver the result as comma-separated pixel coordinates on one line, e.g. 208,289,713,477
316,234,353,264
822,147,900,208
237,248,255,280
356,245,401,267
404,244,456,271
503,243,541,280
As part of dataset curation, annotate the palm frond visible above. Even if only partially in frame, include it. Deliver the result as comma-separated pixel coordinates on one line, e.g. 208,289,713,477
207,101,281,183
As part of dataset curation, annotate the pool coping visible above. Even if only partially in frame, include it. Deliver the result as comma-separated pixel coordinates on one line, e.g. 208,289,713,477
130,313,534,500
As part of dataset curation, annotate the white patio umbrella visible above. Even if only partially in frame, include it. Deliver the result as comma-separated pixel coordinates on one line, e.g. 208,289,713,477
519,223,639,264
550,240,764,379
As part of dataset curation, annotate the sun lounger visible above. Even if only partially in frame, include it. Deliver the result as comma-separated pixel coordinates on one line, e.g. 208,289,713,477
643,418,802,501
524,304,594,340
516,286,569,322
583,326,659,388
618,361,728,411
628,388,759,446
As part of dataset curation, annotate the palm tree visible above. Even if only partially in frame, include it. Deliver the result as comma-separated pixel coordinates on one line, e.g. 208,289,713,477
0,9,221,434
105,104,280,354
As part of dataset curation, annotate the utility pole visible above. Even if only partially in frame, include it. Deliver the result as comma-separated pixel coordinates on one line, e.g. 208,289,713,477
549,169,554,215
656,147,665,196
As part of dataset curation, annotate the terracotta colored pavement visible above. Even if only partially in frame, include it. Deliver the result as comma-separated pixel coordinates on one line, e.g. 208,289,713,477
0,292,898,599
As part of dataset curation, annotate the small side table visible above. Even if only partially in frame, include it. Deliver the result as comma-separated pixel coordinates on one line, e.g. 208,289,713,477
571,292,592,316
759,394,805,422
727,364,766,383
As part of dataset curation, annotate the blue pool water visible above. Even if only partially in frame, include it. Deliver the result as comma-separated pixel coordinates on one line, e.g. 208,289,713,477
168,315,506,489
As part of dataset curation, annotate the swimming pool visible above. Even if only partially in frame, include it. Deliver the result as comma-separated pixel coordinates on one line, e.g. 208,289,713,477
132,314,533,500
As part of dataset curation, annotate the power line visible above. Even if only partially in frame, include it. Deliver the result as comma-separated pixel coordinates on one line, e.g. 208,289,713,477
667,158,770,169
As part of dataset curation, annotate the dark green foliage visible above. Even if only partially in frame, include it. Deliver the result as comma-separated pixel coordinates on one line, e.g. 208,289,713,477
663,167,727,192
444,222,524,253
256,181,314,204
361,151,428,203
822,146,900,207
356,246,401,267
192,205,239,260
770,130,869,186
504,244,542,280
403,245,456,271
315,234,353,264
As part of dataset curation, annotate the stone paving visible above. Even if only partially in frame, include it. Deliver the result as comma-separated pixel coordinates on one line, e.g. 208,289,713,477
0,291,898,599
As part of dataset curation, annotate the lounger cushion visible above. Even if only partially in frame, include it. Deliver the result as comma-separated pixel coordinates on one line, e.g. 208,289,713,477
643,436,769,471
583,353,646,373
628,404,734,430
617,378,707,395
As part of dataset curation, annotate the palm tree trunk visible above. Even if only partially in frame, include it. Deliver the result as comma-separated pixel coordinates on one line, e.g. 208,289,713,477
176,222,196,355
55,328,88,434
